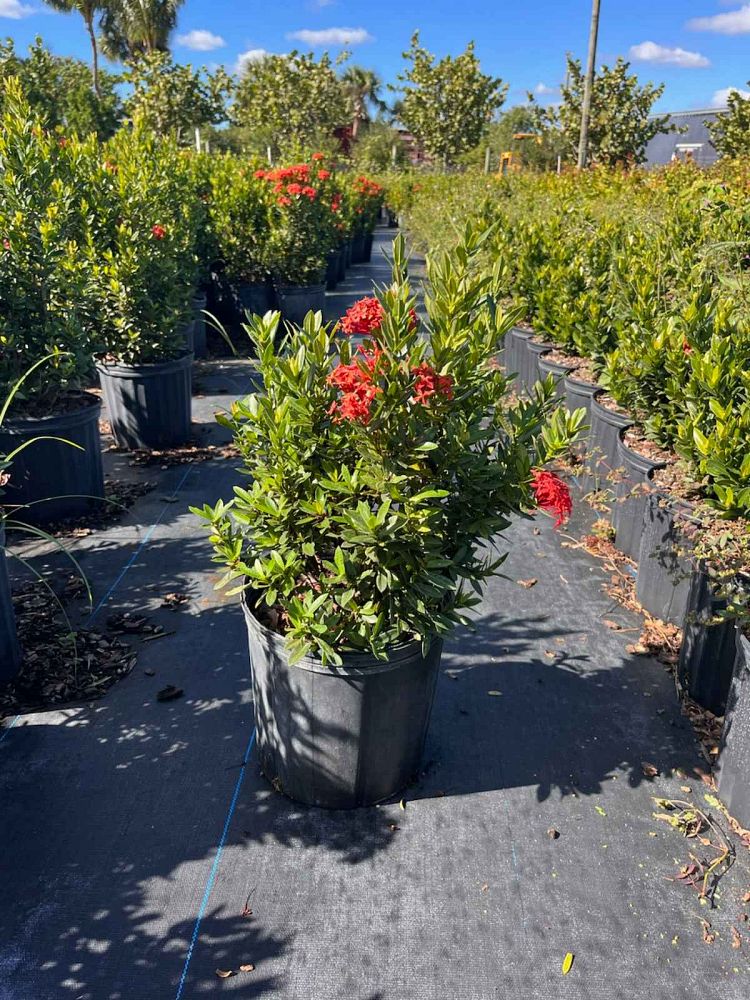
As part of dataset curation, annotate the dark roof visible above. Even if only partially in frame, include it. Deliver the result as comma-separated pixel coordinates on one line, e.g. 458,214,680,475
644,108,725,168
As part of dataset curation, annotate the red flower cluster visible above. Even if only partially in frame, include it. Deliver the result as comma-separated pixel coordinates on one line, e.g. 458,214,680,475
327,348,382,425
331,194,342,214
530,469,572,528
354,175,384,198
317,169,331,181
340,297,385,335
263,165,319,205
253,169,267,179
411,363,454,406
311,152,325,161
151,224,166,239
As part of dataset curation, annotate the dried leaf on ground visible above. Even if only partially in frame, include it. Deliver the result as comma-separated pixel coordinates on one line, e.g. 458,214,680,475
161,592,189,610
641,762,659,778
239,964,255,973
731,926,742,949
517,578,538,589
561,952,574,975
547,828,560,840
701,919,716,944
215,969,234,979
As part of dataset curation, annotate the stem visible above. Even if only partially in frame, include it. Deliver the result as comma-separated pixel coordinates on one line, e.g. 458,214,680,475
85,13,101,99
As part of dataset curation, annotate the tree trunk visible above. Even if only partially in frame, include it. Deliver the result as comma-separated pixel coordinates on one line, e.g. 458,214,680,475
85,14,101,98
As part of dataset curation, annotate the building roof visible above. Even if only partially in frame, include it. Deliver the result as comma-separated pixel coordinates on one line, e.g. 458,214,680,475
644,108,726,168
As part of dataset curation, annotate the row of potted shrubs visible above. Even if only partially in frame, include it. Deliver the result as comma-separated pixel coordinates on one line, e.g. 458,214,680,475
392,164,750,828
0,78,384,524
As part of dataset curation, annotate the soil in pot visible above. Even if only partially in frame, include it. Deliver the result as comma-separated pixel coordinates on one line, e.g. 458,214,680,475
678,567,737,716
0,392,104,524
97,352,193,451
276,284,326,327
538,350,577,402
0,526,22,682
612,429,669,562
242,591,442,809
636,492,699,626
716,628,750,829
583,393,632,498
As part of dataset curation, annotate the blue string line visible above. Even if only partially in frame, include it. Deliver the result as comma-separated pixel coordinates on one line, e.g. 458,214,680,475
86,465,194,624
175,726,256,1000
0,713,19,744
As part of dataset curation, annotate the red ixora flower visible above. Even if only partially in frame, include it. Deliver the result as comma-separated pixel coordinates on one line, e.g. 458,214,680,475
253,169,266,179
340,297,386,335
327,348,382,425
277,196,292,207
530,469,572,528
286,182,303,196
411,363,454,406
317,169,331,181
151,224,166,239
311,152,325,161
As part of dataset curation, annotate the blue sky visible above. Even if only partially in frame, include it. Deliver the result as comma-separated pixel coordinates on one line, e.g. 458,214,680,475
3,0,750,111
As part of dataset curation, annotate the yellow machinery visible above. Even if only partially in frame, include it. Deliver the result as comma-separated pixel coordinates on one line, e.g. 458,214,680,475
498,133,543,175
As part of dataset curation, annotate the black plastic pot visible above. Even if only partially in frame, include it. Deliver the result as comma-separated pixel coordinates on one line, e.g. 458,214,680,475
563,373,599,460
242,592,443,809
717,629,750,828
192,292,207,359
524,338,554,393
364,232,374,262
336,247,347,282
237,281,274,318
351,232,368,264
505,327,533,390
181,320,194,355
612,434,666,561
325,251,340,291
583,393,632,496
97,352,193,451
538,355,575,401
636,494,696,625
276,284,326,326
0,393,104,523
344,240,353,267
0,525,22,682
678,568,736,715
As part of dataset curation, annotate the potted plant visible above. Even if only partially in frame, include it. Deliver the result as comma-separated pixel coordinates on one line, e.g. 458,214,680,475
89,127,200,450
717,625,750,828
349,174,384,263
261,159,337,324
0,81,104,524
194,232,584,808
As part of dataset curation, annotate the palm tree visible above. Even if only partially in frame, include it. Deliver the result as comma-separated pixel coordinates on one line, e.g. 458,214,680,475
43,0,104,96
341,66,386,140
99,0,185,62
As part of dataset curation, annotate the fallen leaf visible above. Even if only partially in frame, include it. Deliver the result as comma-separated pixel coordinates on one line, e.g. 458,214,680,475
641,762,659,778
487,690,502,696
731,927,742,950
561,952,574,975
743,891,750,904
156,684,183,702
239,964,256,973
559,574,568,584
215,969,234,979
603,619,623,631
480,883,489,892
626,643,649,656
595,806,607,817
648,831,657,838
701,919,716,944
518,578,538,589
399,799,406,811
388,823,399,832
680,786,692,794
547,828,560,839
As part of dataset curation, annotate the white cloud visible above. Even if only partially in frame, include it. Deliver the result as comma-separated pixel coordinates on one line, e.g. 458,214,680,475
234,49,273,75
288,27,374,46
711,85,750,107
0,0,35,18
629,40,710,68
176,29,226,52
534,82,558,96
688,4,750,34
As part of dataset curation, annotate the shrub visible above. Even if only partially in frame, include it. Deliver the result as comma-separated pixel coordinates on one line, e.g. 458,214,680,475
204,154,271,286
194,230,584,663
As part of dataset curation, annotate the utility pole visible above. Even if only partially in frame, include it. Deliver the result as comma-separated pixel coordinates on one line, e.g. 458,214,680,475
577,0,601,170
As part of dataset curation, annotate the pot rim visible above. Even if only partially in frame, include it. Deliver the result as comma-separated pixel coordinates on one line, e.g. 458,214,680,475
591,390,632,429
508,326,534,341
241,587,438,678
96,351,193,379
564,371,600,393
275,283,326,294
538,355,576,375
617,428,668,475
0,390,101,431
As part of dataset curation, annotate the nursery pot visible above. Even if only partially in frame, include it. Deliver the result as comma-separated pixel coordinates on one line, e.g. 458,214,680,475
677,567,736,716
237,280,274,318
336,246,347,282
612,434,666,562
538,355,575,402
716,629,750,829
325,251,340,292
505,327,533,389
242,591,443,809
351,232,368,264
583,393,632,496
192,292,208,359
97,352,193,451
525,338,554,393
180,320,194,355
364,231,374,262
0,393,104,524
563,372,599,461
0,525,22,682
636,494,696,626
276,284,326,327
344,240,353,267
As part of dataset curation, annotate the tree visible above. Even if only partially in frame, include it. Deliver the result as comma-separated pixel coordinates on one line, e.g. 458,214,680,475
351,121,409,172
529,56,673,167
99,0,184,62
706,87,750,158
122,52,230,142
0,36,121,138
394,32,506,167
233,51,349,158
42,0,104,95
459,105,563,171
341,66,386,140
